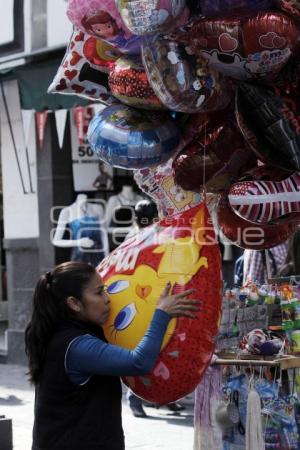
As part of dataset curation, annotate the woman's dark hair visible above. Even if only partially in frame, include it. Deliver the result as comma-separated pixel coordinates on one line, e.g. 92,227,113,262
135,200,158,229
278,229,300,277
25,262,96,384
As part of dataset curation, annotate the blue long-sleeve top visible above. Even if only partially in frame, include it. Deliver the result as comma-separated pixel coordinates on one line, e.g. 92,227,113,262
65,309,170,385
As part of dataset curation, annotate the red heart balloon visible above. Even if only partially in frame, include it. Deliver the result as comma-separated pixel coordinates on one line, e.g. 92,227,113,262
217,195,300,249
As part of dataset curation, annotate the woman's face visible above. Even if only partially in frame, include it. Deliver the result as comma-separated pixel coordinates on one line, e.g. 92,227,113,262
80,272,111,326
91,21,116,39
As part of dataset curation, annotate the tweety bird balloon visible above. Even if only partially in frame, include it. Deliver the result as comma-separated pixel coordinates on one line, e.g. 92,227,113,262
97,203,222,404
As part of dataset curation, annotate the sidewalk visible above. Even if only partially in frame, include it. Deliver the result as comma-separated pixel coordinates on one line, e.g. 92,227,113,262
0,364,194,450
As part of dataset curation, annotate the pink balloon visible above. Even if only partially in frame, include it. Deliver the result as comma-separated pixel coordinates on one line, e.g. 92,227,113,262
67,0,142,54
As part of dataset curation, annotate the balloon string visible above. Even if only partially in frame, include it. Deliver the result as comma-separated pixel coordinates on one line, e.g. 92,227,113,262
202,114,207,204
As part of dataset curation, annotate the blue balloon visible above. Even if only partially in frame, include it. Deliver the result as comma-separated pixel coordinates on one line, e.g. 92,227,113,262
87,105,181,169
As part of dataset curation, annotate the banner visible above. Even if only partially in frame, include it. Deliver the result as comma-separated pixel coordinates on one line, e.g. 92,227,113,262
71,107,113,192
36,111,48,150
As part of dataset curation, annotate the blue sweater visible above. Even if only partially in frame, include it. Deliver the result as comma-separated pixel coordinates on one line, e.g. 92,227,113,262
65,309,170,385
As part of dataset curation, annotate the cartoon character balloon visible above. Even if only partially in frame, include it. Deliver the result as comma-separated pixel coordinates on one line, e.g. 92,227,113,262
48,29,116,102
97,203,222,404
87,104,181,169
217,195,300,249
180,11,298,80
67,0,142,54
134,158,202,218
236,82,300,172
108,56,164,109
142,36,232,113
116,0,188,35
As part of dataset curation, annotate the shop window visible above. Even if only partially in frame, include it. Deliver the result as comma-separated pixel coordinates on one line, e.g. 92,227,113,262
0,0,24,57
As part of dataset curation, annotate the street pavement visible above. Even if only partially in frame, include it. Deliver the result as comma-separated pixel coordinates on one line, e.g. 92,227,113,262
0,364,194,450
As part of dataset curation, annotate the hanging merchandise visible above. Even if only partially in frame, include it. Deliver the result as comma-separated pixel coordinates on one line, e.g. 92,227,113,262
87,104,181,169
97,203,222,404
198,0,275,16
134,158,202,218
217,195,300,249
278,0,300,20
48,28,117,102
67,0,142,54
173,112,257,193
36,112,48,150
229,171,300,224
236,82,300,172
108,56,164,109
177,11,298,80
142,36,232,113
116,0,189,36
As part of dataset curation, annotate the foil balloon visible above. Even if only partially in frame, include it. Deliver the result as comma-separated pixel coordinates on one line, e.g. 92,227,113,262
87,104,181,169
229,171,300,224
97,203,222,404
278,0,300,20
183,11,298,80
67,0,142,54
236,82,300,171
142,36,232,113
48,29,117,102
173,112,257,193
199,0,275,16
108,56,164,109
116,0,189,35
217,195,300,249
134,158,202,218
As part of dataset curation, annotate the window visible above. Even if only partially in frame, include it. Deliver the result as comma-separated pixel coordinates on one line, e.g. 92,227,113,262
0,0,24,56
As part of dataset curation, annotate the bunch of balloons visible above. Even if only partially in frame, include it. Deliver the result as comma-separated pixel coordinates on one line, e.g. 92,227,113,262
49,0,300,403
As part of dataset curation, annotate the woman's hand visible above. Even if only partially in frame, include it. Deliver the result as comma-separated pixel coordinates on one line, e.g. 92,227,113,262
157,282,201,319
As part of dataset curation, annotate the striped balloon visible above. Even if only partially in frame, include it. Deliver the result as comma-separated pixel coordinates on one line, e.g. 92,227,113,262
229,172,300,224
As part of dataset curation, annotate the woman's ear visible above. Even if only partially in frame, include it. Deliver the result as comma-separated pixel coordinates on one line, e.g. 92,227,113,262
66,296,81,313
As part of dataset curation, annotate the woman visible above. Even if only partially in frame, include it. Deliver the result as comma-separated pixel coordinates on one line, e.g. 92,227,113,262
25,261,200,450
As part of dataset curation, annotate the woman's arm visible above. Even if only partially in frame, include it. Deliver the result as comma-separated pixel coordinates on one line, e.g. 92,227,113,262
66,309,170,381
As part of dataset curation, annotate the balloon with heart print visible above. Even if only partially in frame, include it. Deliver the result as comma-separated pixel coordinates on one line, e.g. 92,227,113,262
198,0,275,16
87,104,181,169
108,56,164,110
217,195,300,249
277,0,300,20
116,0,189,36
229,169,300,224
142,35,232,113
236,82,300,172
97,203,222,404
67,0,142,54
173,112,257,193
48,28,118,102
134,159,202,218
180,11,298,80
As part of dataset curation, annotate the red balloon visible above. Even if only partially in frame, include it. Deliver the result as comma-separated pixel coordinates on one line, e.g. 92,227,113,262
217,195,300,249
108,56,164,109
97,204,222,404
180,11,299,80
173,113,257,192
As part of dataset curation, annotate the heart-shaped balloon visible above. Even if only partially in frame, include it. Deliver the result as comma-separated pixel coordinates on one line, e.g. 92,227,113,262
179,11,298,80
173,112,257,193
97,203,222,404
217,195,300,249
